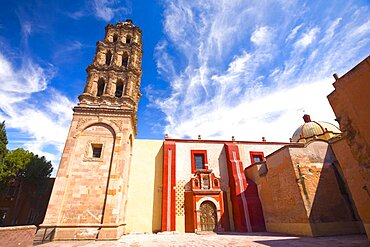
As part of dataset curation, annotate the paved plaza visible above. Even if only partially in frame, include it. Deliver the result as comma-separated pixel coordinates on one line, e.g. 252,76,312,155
38,233,369,247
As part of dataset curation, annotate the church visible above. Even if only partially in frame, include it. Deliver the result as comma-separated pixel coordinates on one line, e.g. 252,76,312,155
40,20,370,241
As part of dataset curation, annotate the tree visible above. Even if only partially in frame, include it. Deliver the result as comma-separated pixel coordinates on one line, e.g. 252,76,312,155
0,122,53,185
0,148,33,185
0,121,7,162
23,155,53,185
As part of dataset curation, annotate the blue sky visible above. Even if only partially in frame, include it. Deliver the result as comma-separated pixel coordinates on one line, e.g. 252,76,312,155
0,0,369,174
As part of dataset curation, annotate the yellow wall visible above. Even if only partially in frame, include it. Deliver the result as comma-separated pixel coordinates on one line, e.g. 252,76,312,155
125,139,163,233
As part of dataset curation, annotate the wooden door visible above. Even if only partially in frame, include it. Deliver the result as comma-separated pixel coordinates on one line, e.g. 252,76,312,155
200,201,217,231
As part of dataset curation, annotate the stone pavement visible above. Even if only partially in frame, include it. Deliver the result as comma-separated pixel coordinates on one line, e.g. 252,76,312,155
37,232,369,247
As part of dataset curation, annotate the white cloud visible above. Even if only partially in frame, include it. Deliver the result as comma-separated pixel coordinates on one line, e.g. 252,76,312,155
320,18,342,44
165,78,336,141
251,26,273,46
351,19,370,38
149,0,370,143
286,24,303,42
0,52,74,175
92,0,131,22
294,27,320,49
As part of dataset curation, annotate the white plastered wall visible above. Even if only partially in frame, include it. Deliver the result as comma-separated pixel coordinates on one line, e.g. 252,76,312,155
237,143,286,168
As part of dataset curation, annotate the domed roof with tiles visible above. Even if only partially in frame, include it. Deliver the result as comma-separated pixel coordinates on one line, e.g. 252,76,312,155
292,114,341,142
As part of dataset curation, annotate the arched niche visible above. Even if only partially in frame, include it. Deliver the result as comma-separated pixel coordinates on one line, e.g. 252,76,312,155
97,78,105,97
115,80,124,98
105,50,112,65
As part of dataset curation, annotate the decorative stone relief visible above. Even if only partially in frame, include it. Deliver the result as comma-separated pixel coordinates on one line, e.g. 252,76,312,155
110,119,123,131
76,118,93,130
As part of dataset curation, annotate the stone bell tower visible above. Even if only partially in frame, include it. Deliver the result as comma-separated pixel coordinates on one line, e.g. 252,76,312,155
41,20,143,240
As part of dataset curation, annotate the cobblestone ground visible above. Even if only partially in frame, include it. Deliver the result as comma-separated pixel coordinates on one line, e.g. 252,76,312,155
38,233,369,247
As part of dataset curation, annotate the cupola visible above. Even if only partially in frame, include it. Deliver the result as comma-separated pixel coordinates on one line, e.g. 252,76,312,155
292,114,341,142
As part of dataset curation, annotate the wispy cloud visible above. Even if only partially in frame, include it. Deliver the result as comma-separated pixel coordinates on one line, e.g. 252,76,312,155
294,27,320,50
149,0,370,141
66,10,86,20
0,51,75,174
92,0,131,22
65,0,132,22
52,40,86,64
286,24,304,42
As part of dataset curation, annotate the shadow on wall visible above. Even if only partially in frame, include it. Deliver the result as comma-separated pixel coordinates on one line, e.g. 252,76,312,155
307,145,363,236
152,145,164,233
244,177,266,232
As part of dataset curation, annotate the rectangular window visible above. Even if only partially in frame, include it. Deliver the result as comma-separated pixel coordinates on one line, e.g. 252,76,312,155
191,150,208,173
249,151,264,165
253,155,263,163
92,144,103,158
194,154,204,170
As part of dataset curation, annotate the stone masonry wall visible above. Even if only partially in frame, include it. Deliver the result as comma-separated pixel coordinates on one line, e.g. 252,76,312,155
0,225,36,247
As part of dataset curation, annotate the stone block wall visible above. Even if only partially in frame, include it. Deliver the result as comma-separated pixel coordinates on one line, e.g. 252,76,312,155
0,225,36,247
254,141,363,236
331,138,370,239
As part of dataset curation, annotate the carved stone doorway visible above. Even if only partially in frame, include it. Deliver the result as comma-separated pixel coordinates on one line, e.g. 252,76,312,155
200,201,217,231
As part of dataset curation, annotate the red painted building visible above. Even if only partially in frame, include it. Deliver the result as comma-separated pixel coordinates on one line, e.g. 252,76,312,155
160,138,291,233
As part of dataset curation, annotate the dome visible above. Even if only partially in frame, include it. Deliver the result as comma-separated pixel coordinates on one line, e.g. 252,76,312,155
292,114,341,142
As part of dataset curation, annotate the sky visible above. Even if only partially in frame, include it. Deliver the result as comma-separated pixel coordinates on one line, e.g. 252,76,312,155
0,0,369,175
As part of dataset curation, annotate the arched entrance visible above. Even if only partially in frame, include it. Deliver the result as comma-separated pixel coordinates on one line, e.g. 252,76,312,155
200,201,217,231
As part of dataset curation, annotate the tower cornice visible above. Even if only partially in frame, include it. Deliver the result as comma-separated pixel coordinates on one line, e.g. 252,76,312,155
86,64,142,77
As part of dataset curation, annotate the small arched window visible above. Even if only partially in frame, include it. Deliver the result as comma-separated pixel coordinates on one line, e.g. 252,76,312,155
115,80,124,98
126,35,131,44
214,179,218,187
113,34,118,43
122,53,128,67
105,50,112,65
97,78,105,97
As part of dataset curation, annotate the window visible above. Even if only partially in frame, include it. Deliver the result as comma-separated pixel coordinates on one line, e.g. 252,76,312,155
126,35,131,44
0,209,7,226
191,150,208,173
115,80,124,97
122,53,128,67
113,34,118,43
92,144,103,158
249,151,264,165
253,155,263,163
194,154,204,170
105,50,112,65
97,79,105,97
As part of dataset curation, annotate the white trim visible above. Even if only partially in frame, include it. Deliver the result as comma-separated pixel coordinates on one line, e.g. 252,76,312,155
196,197,220,210
232,151,252,232
167,149,172,231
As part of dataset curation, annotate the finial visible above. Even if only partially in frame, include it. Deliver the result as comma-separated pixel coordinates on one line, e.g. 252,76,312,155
165,133,169,139
262,137,266,142
303,114,311,123
198,134,201,140
232,136,235,141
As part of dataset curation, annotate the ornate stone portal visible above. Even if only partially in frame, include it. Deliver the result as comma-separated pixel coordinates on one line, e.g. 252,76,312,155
185,169,224,233
41,20,143,240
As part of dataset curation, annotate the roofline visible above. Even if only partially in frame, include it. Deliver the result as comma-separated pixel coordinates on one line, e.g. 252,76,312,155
266,139,330,159
164,138,293,145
